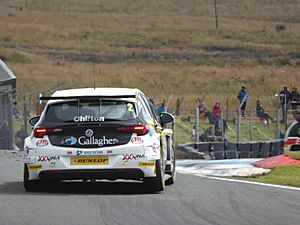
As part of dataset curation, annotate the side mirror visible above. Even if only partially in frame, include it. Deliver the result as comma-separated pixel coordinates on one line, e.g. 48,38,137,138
29,115,40,127
160,112,174,126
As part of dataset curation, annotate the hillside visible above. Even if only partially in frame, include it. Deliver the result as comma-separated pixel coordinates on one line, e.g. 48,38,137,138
0,0,299,112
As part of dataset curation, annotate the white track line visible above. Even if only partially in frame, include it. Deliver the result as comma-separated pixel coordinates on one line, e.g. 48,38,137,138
191,173,300,191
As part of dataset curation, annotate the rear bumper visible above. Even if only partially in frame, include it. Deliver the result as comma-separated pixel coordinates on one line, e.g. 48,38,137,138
39,168,144,181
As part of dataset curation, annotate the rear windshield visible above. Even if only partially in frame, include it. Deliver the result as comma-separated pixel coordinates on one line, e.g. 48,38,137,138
288,122,300,137
45,100,137,123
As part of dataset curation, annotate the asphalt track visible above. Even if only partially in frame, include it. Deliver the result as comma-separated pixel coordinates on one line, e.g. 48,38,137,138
1,151,300,225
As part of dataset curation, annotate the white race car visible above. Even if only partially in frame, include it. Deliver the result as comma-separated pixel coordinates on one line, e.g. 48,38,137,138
24,88,176,193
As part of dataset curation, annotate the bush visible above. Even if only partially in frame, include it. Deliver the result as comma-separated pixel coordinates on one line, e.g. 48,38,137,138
275,24,286,32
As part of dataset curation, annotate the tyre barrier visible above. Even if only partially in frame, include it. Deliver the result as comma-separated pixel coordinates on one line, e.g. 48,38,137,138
178,139,284,160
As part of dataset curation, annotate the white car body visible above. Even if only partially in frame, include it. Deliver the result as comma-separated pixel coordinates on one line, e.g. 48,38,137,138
24,88,176,192
284,120,300,153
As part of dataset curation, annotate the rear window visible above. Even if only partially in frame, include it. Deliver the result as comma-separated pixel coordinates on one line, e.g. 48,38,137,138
45,100,137,123
288,122,300,137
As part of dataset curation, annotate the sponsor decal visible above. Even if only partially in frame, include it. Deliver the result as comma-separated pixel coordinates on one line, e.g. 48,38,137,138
106,150,113,154
66,151,73,155
123,161,129,166
36,139,48,147
49,162,56,167
28,164,42,170
77,129,119,147
70,156,108,165
85,129,93,137
76,150,104,156
61,136,77,145
123,154,145,161
38,155,60,162
152,143,159,153
131,137,143,144
138,162,155,167
73,116,104,123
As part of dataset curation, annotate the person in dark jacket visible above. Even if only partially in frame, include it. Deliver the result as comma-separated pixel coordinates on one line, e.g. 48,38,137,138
256,100,274,124
237,86,248,117
290,87,300,110
279,86,291,121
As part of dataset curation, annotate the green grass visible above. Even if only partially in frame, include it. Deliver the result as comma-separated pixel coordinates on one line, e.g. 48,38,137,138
243,165,300,187
288,151,300,160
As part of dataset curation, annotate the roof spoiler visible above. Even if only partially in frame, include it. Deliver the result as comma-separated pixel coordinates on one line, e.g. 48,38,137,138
40,95,136,101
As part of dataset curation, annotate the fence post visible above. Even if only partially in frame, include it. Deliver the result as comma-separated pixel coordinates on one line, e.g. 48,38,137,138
249,110,252,141
237,109,241,142
195,107,199,142
276,108,281,139
225,97,229,121
23,96,28,137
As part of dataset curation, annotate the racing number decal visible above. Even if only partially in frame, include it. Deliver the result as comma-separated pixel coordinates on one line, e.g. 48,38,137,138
127,103,134,112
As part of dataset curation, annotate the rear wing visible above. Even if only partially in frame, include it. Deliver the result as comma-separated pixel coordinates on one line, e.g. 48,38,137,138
40,95,136,101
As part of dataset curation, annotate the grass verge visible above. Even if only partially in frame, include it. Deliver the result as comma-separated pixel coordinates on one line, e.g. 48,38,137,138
288,151,300,160
242,165,300,187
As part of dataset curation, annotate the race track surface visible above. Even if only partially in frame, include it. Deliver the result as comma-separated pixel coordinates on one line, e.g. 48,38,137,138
0,150,299,225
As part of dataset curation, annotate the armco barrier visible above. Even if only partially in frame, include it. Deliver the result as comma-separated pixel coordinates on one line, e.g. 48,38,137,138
226,142,238,159
211,142,225,160
237,143,252,158
260,142,271,158
251,142,261,158
179,139,283,160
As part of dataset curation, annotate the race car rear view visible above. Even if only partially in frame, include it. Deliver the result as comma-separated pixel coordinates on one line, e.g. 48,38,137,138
24,88,176,193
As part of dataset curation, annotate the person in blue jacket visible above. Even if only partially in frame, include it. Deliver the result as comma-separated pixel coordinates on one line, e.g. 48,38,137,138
237,86,248,117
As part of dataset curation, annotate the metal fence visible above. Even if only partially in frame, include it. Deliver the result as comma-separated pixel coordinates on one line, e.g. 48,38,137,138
0,90,14,149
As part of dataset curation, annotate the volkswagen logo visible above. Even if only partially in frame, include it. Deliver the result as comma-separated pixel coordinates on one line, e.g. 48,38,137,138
85,129,94,137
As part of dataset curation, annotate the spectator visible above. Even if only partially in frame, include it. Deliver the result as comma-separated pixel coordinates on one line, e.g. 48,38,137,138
237,86,248,117
290,87,300,110
197,97,207,114
279,86,291,121
15,125,27,150
214,128,223,142
204,127,216,142
12,97,21,119
212,102,221,119
211,102,222,125
256,100,274,124
156,101,166,115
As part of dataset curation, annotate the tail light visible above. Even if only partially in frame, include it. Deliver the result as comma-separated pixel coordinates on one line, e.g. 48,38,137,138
117,125,148,136
284,138,298,146
34,128,62,138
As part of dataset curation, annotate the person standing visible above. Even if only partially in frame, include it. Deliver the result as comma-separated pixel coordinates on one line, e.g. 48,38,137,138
290,87,300,110
156,101,166,116
212,102,222,129
237,86,248,117
279,86,291,121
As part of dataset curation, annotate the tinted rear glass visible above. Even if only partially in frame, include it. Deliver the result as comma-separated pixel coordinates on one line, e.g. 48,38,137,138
45,100,137,123
288,123,300,137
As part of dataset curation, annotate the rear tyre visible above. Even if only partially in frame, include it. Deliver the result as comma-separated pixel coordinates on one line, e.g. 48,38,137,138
143,158,165,193
23,164,42,192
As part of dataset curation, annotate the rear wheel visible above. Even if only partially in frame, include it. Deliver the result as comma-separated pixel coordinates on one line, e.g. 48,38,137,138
23,164,42,192
143,158,165,193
